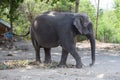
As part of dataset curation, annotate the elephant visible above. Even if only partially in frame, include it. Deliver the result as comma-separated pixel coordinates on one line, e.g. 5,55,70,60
30,11,95,68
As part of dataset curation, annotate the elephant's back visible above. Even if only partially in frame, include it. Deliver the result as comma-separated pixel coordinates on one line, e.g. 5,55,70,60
39,11,74,22
32,11,73,34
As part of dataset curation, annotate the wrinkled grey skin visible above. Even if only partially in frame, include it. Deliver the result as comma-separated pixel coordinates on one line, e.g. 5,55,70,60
30,11,95,68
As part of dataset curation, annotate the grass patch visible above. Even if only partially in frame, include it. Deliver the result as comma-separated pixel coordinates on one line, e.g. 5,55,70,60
0,60,74,70
0,60,29,70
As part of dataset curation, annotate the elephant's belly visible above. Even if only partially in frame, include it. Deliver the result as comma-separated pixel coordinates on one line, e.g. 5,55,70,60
40,41,60,48
38,37,60,48
35,30,60,48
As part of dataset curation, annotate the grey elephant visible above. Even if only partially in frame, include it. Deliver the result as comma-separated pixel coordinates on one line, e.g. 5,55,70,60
30,11,95,68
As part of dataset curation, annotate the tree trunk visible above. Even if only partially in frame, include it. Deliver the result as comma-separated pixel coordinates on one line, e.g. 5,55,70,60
9,0,13,46
10,0,13,32
95,0,100,39
75,0,80,13
75,0,80,44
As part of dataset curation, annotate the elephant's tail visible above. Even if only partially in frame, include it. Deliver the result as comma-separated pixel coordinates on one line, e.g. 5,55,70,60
12,28,30,37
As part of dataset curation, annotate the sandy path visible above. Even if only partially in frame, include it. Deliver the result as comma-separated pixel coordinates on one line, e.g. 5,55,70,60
0,41,120,80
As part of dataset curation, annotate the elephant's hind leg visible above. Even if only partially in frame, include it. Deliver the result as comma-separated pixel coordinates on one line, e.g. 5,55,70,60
44,48,51,64
32,39,41,64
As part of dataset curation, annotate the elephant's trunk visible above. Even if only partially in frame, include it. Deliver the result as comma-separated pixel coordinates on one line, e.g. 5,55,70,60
87,34,95,66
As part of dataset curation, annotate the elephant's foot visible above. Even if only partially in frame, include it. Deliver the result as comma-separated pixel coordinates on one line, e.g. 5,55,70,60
44,60,52,64
35,60,41,65
76,63,83,68
89,62,94,67
57,63,68,68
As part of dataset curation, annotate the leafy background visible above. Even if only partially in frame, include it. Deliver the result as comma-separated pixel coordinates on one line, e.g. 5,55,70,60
0,0,120,43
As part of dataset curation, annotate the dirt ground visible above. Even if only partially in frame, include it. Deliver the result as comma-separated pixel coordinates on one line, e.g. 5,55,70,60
0,40,120,80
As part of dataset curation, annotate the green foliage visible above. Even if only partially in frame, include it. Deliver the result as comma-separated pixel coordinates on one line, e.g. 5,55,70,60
114,0,120,28
113,0,120,43
52,0,74,12
0,0,23,21
98,11,114,42
97,9,120,43
96,0,120,43
0,0,120,43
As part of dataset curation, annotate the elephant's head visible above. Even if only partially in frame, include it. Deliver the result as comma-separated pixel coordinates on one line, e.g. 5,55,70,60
73,13,95,66
73,13,93,35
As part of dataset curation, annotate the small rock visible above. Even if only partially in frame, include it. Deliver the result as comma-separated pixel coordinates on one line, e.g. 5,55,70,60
7,53,14,56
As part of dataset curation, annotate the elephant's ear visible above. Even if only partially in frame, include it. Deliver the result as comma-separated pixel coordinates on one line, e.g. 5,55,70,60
73,17,82,34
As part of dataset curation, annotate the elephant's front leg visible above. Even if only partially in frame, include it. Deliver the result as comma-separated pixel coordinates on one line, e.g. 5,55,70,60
69,47,83,68
58,48,68,68
44,48,51,64
60,37,83,68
